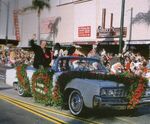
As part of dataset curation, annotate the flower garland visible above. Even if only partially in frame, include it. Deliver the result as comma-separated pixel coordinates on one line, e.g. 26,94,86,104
56,71,148,109
51,73,63,106
16,64,31,96
32,67,54,105
51,82,63,106
16,66,148,109
127,77,147,109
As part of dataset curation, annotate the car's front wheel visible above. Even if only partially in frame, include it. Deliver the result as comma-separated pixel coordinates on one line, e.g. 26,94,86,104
13,82,18,90
68,90,84,116
17,84,25,96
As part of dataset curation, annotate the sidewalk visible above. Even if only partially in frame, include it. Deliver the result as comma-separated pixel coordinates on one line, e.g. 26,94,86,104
0,64,13,84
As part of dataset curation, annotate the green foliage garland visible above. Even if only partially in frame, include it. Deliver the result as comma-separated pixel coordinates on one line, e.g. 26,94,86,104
16,64,31,96
17,65,148,109
32,67,54,105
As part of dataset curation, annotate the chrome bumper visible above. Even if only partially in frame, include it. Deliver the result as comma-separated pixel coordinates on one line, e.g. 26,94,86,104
93,96,150,110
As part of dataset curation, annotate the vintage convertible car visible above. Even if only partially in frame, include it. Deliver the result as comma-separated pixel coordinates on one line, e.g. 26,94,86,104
6,56,150,116
52,57,150,115
6,56,107,95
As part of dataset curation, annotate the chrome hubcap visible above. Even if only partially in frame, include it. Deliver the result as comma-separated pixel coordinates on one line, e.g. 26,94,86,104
71,93,81,112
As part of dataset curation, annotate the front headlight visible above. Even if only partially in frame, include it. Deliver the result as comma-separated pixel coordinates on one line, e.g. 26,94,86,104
100,88,125,97
101,89,116,97
108,89,114,96
144,87,150,97
101,89,107,96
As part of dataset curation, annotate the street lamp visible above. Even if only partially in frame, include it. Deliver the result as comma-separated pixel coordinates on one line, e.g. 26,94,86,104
119,0,126,53
0,0,10,45
129,7,133,51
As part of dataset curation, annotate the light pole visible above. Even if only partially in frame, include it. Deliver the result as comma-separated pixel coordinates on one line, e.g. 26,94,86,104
0,0,9,45
119,0,126,53
129,7,133,51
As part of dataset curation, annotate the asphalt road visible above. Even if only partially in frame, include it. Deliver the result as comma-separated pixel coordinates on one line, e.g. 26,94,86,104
0,99,53,124
0,65,150,124
0,83,150,124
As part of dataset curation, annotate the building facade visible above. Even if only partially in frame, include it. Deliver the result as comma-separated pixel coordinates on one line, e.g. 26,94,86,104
1,0,150,55
0,0,19,45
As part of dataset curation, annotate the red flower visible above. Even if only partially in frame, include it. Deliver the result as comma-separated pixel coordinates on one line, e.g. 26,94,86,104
44,88,48,93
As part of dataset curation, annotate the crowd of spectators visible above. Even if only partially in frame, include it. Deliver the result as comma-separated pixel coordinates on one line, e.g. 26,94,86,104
0,44,149,78
0,48,34,67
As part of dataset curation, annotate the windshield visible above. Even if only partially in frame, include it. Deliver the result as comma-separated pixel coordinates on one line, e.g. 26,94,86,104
57,57,108,73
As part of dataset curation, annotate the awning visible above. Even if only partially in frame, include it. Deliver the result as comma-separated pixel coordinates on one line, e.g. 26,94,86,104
73,41,96,45
126,40,150,45
0,39,19,45
97,40,119,45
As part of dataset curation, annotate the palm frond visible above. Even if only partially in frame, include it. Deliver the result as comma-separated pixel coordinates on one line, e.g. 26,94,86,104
32,0,50,9
48,17,61,39
51,17,61,36
23,0,50,16
23,6,37,12
132,10,150,26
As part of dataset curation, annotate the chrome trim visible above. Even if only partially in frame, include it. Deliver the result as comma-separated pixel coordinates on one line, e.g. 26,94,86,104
100,87,127,97
93,95,150,110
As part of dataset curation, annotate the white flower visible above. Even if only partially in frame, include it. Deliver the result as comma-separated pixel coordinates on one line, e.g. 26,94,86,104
52,72,63,87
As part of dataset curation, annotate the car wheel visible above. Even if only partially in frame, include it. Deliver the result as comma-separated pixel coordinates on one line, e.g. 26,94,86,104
17,84,25,96
68,90,84,116
13,82,18,90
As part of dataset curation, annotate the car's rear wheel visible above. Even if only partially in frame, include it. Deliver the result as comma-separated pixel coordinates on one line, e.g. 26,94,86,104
68,90,84,116
17,84,25,96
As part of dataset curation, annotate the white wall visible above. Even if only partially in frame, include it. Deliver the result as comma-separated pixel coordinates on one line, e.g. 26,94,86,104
126,0,150,41
0,0,18,40
59,0,73,5
74,0,96,42
55,4,74,44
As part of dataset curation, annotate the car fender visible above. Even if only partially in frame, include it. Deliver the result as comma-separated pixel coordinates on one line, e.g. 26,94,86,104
65,78,100,108
6,68,17,86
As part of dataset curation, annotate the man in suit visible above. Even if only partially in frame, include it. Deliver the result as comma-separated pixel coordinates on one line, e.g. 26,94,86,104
29,37,51,69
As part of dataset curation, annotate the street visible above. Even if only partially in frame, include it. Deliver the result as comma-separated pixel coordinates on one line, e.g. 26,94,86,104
0,64,150,124
0,99,53,124
0,82,150,124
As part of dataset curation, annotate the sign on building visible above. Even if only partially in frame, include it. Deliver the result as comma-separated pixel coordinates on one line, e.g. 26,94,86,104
78,26,91,37
97,26,127,38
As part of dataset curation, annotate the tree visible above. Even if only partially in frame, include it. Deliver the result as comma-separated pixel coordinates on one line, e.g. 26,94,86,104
24,0,50,45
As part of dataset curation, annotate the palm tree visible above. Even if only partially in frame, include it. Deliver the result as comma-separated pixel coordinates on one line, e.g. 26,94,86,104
24,0,50,45
132,10,150,26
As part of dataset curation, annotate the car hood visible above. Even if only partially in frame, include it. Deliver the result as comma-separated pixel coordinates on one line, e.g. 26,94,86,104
81,78,124,88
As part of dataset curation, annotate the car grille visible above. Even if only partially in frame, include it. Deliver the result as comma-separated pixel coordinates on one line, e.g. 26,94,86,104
144,87,150,97
100,88,127,97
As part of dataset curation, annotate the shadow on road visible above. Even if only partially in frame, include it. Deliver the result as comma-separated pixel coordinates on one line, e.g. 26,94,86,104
0,87,13,91
81,107,150,119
